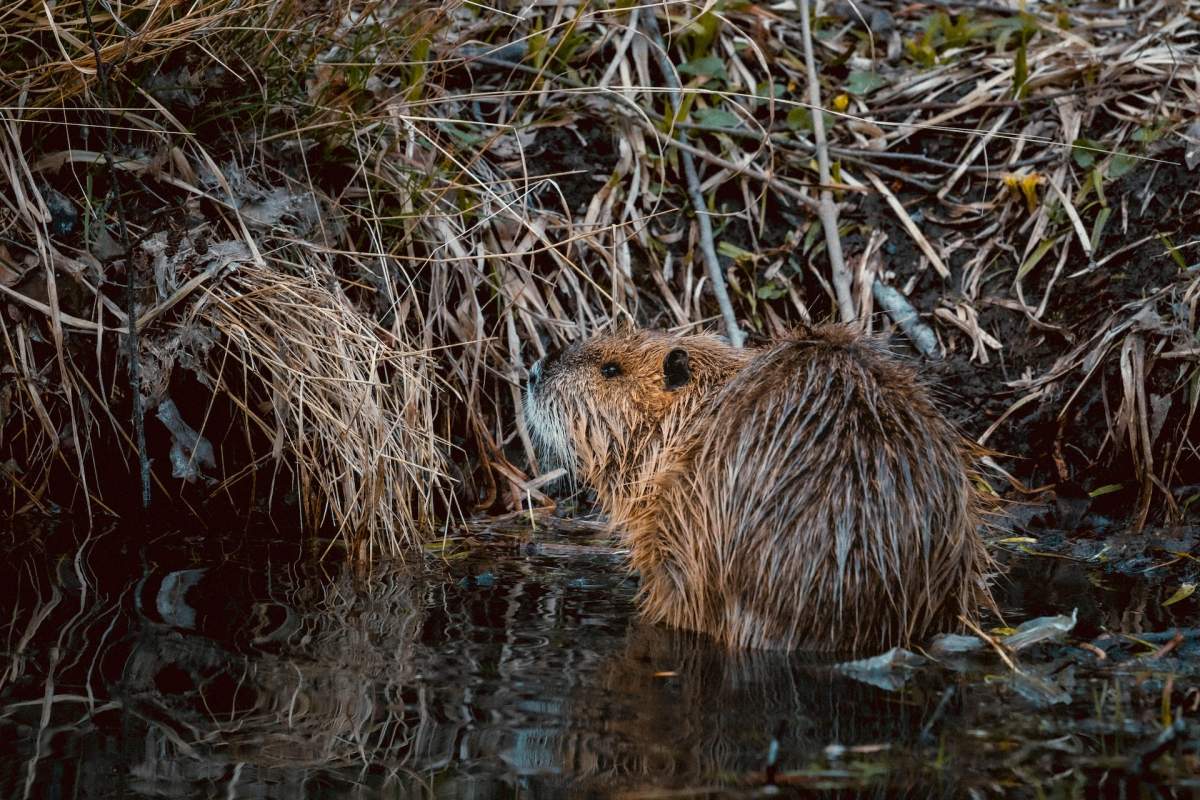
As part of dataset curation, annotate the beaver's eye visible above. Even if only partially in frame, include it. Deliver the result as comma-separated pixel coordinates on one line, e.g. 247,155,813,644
600,362,622,379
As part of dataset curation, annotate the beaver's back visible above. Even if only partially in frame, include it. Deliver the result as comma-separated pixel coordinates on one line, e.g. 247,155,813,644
630,326,992,652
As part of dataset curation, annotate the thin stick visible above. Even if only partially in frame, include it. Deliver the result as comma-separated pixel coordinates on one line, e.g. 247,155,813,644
873,280,939,358
642,11,745,348
798,0,855,323
0,282,115,332
82,0,151,510
960,614,1020,673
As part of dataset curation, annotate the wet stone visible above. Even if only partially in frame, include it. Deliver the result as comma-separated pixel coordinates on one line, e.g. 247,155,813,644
40,185,78,237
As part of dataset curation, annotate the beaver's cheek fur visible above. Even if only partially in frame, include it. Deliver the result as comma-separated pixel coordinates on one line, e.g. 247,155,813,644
524,371,658,491
523,332,745,507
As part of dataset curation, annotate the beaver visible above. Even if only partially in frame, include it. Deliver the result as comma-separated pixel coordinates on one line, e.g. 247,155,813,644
523,324,994,652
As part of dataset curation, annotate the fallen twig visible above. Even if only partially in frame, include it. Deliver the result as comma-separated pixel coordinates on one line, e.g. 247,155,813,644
0,283,114,332
799,0,855,323
642,11,745,348
873,280,939,358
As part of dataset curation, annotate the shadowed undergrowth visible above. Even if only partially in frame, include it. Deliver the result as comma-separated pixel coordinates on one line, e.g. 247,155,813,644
0,0,1198,548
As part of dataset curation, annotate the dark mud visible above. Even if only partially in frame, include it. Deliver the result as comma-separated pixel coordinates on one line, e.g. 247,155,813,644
1,518,1196,799
531,124,620,214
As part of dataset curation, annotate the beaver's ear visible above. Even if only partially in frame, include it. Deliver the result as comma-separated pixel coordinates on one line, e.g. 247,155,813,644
663,348,690,390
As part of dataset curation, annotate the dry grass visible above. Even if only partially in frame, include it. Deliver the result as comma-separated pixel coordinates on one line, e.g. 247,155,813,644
192,260,448,556
1,0,1198,543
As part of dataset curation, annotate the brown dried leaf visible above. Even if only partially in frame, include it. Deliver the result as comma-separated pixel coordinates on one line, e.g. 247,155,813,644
0,244,22,287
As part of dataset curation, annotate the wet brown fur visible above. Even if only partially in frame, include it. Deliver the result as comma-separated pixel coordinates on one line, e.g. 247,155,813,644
524,325,994,652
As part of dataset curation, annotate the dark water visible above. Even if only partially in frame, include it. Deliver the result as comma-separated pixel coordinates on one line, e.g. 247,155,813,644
0,521,1196,799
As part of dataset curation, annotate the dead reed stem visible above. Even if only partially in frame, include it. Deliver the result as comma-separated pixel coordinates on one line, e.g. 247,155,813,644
642,10,745,348
81,0,150,510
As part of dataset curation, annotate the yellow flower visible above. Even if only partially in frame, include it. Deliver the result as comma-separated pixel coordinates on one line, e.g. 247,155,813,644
1003,172,1044,212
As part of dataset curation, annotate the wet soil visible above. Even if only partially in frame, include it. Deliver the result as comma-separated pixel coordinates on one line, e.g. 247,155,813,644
0,518,1196,799
531,124,620,214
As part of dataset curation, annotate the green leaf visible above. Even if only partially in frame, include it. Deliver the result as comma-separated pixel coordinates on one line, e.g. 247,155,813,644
1088,483,1122,498
756,282,786,300
785,107,833,132
1071,138,1099,168
1163,583,1195,607
802,220,822,253
1091,167,1107,207
445,125,483,145
551,26,588,70
905,39,937,68
678,56,727,81
1160,234,1188,270
1013,40,1028,98
1017,237,1057,281
1107,153,1137,179
529,28,548,69
687,9,721,58
691,107,740,128
1089,206,1111,252
407,37,431,101
845,70,888,97
662,89,697,131
1132,125,1161,144
756,81,786,99
717,241,754,261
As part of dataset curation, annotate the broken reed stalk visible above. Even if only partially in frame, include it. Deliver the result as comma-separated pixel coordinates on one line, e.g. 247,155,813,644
81,0,150,510
798,0,855,324
641,10,745,348
872,281,939,358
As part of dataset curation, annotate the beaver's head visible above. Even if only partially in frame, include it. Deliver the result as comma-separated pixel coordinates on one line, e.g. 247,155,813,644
523,330,748,494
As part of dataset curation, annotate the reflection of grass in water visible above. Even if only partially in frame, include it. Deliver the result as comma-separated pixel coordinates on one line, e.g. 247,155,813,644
0,536,433,787
118,559,432,770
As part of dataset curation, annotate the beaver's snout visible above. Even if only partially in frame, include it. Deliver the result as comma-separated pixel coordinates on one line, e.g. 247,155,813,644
527,345,566,391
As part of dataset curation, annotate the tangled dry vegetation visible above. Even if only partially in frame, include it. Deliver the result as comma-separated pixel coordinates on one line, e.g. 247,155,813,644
1,0,1198,548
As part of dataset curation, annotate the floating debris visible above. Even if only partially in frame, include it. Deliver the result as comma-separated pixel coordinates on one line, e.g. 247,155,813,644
1004,609,1078,652
155,398,216,484
835,646,927,691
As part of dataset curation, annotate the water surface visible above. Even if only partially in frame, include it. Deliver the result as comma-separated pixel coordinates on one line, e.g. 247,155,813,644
0,520,1196,798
